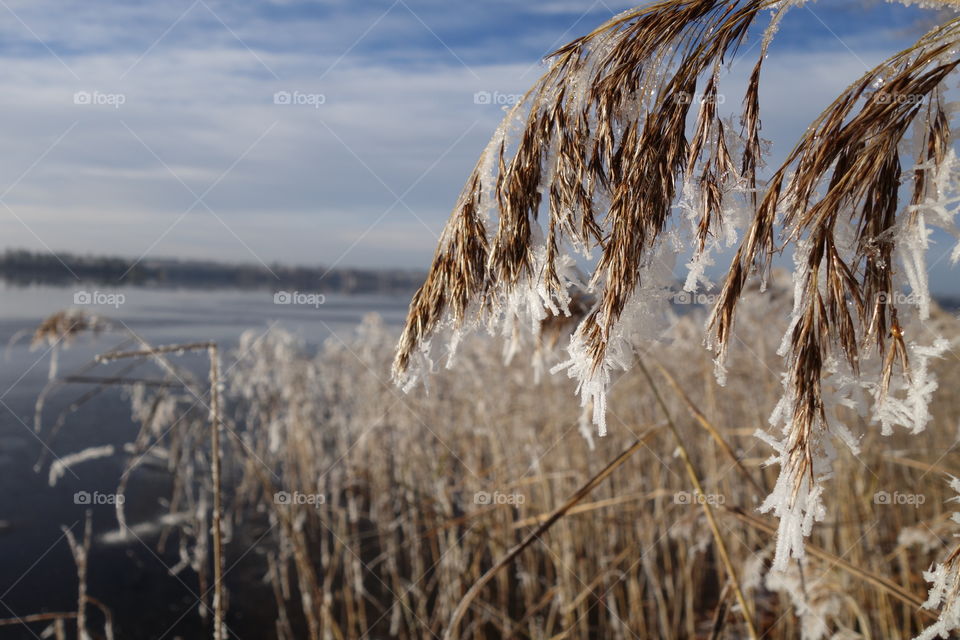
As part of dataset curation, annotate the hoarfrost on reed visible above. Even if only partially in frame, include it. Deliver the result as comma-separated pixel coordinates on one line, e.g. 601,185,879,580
391,0,960,598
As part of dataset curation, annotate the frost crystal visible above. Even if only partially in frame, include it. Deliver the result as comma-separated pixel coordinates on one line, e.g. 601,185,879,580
48,445,115,487
916,477,960,640
392,0,960,585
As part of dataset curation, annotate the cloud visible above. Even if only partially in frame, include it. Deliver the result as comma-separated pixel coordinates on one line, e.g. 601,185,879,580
0,0,949,285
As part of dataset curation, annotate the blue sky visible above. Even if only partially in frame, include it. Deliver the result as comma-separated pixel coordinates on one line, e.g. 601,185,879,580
0,0,956,292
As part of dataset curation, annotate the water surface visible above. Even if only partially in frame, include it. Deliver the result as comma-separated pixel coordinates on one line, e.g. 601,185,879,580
0,284,409,638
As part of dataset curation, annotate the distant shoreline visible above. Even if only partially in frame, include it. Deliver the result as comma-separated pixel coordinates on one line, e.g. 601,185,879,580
0,249,426,295
2,249,957,312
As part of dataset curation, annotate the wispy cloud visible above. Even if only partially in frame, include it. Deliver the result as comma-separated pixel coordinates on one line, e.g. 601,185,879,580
0,0,945,283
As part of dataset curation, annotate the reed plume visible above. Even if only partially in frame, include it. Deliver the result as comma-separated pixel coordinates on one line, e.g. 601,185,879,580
393,0,960,630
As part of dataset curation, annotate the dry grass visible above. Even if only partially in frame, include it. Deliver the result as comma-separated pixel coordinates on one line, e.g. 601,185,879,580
12,1,960,636
389,1,960,631
19,279,960,639
194,290,960,637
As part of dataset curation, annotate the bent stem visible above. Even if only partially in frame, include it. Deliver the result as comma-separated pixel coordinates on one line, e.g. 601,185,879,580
637,356,759,640
650,357,765,495
442,426,663,640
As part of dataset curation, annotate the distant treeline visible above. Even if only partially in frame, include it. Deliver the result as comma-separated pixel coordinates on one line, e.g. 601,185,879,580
0,249,425,294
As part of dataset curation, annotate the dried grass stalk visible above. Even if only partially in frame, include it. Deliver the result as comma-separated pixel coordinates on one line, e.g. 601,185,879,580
392,0,960,619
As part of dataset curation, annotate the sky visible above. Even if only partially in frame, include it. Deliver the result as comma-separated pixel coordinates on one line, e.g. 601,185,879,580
0,0,957,292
